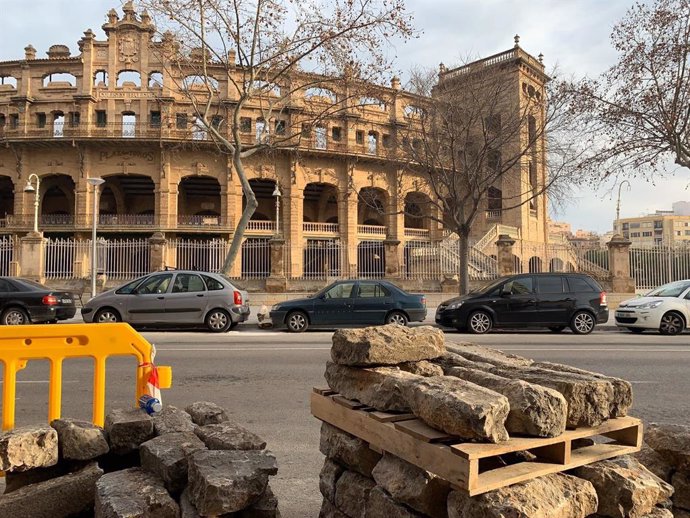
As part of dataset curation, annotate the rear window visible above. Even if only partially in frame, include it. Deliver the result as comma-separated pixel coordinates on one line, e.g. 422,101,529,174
566,276,599,292
536,276,564,294
202,275,225,291
14,279,45,290
357,283,391,298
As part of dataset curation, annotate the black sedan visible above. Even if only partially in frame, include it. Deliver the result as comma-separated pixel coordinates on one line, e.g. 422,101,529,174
270,280,427,332
0,277,77,325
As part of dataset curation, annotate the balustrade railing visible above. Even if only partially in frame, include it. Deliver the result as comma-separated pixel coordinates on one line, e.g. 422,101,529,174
99,214,156,226
303,222,340,234
177,214,223,227
404,228,430,238
246,220,276,232
357,224,386,236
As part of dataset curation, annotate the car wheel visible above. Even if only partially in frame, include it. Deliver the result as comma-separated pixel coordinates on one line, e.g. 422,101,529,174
628,327,645,334
659,311,685,336
468,310,492,334
1,307,30,325
286,311,309,333
206,309,232,333
386,311,408,326
570,311,595,335
549,326,566,333
94,308,121,323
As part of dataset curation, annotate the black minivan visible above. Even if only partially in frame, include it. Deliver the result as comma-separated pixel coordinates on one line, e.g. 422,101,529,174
435,273,609,334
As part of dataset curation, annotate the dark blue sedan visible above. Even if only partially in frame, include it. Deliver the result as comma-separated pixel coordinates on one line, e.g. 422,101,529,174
270,280,427,332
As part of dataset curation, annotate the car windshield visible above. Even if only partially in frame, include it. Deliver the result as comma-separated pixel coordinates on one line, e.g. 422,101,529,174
646,280,690,298
469,277,507,294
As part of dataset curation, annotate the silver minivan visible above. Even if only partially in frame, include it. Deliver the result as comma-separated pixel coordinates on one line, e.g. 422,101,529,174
81,270,250,332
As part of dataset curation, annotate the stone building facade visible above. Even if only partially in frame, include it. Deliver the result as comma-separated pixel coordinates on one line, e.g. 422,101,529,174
0,3,549,286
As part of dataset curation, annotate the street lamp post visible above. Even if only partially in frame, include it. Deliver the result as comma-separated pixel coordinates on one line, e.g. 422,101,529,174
272,184,282,236
615,180,631,233
23,174,41,234
87,177,105,298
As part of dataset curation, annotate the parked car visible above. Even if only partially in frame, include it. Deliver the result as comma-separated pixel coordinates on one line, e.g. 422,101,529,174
81,270,250,332
435,273,609,334
0,277,77,325
270,280,427,333
615,279,690,335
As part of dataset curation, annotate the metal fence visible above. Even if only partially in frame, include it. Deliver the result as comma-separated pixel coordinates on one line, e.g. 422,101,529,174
171,238,272,279
289,240,349,279
630,245,690,291
0,236,17,276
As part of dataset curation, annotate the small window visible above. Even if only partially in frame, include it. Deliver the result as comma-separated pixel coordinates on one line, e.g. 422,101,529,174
382,134,391,148
150,111,161,127
211,115,223,129
536,276,564,294
507,277,533,295
37,113,47,128
96,110,107,127
356,130,364,145
301,123,312,138
69,112,80,126
176,113,188,129
135,274,172,294
172,273,206,293
0,114,5,127
9,114,19,129
274,120,286,135
201,274,225,291
357,283,390,298
567,276,597,292
256,118,267,142
323,282,356,299
240,117,252,133
331,126,342,141
315,125,327,149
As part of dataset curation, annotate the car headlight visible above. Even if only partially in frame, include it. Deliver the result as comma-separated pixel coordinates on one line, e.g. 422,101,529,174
271,304,281,311
636,301,664,309
447,301,464,310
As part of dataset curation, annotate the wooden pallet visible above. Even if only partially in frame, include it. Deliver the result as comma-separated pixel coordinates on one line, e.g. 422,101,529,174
311,389,642,496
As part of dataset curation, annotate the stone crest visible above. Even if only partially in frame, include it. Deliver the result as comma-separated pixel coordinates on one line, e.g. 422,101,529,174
118,33,139,64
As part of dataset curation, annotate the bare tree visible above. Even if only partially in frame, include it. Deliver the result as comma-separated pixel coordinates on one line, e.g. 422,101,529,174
566,0,690,181
139,0,414,273
395,59,576,295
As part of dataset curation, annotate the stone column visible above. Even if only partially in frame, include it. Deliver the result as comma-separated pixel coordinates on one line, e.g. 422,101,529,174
496,234,516,276
286,186,304,278
383,239,401,278
149,232,167,271
19,232,47,281
74,177,91,228
607,234,635,293
340,191,358,277
265,237,287,292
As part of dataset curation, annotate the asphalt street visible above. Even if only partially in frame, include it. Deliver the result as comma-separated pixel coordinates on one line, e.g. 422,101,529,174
1,323,689,517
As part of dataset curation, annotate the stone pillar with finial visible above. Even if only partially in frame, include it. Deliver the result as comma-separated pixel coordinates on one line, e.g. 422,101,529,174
514,34,520,47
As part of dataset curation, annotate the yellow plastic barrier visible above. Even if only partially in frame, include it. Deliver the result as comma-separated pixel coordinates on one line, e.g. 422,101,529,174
0,323,172,430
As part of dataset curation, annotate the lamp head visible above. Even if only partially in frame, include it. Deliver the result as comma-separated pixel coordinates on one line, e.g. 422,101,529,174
272,185,282,197
87,177,106,187
23,181,35,193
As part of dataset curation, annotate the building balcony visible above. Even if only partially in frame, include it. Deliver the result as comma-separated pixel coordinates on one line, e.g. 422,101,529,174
404,228,430,239
99,214,156,227
245,220,276,235
357,224,387,238
486,209,502,220
303,222,339,236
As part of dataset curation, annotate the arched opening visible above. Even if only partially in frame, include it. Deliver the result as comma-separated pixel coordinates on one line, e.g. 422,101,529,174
0,76,18,89
99,174,156,225
244,179,278,226
304,87,336,102
303,183,338,229
43,72,76,87
178,176,221,226
148,72,163,88
512,254,522,273
53,112,65,138
367,131,379,155
183,75,219,91
93,70,109,87
40,174,75,225
122,112,136,138
549,258,564,272
0,176,14,220
192,118,207,141
404,192,431,230
358,187,387,227
528,256,542,273
116,70,142,88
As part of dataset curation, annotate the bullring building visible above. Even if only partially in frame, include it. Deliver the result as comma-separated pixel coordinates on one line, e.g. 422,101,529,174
0,3,550,290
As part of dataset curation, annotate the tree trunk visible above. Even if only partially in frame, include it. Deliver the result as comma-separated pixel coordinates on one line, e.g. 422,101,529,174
458,232,470,295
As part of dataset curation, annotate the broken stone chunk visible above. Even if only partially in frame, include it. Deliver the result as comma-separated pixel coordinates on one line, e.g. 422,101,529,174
95,467,179,518
104,408,154,455
0,426,58,472
139,431,206,493
194,422,267,451
185,401,230,426
51,418,109,461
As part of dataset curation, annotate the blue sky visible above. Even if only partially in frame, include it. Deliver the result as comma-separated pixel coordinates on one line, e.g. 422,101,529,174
2,0,688,233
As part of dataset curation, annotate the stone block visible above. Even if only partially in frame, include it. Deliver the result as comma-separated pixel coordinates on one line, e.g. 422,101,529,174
239,484,281,518
574,456,673,518
398,360,445,377
366,486,425,518
185,401,230,426
446,343,533,368
0,426,58,472
334,470,376,518
447,366,567,437
402,375,510,442
139,431,207,493
324,362,418,412
371,453,449,518
104,408,154,455
673,472,690,511
3,462,73,493
153,405,197,435
194,422,267,451
319,498,349,518
641,509,674,518
187,449,277,516
331,325,445,366
646,423,690,471
635,444,675,482
95,467,179,518
51,418,109,460
447,473,598,518
319,422,381,477
320,458,345,503
180,488,202,518
0,462,102,518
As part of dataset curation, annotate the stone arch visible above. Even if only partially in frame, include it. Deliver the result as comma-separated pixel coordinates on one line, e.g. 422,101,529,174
549,257,564,272
404,192,432,230
148,71,163,88
244,178,278,222
42,72,76,87
528,256,542,273
40,174,75,219
117,70,142,87
0,176,14,218
358,187,388,226
100,174,156,216
512,254,522,274
303,183,338,224
93,70,109,87
178,175,221,221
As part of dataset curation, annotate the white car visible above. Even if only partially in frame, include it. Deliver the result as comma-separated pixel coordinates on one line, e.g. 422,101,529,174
615,280,690,335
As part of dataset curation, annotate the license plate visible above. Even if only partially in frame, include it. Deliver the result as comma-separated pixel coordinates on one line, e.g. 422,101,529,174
61,298,73,304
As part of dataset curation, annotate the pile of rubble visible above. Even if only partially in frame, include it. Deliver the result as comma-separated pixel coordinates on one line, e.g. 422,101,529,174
0,401,280,518
317,325,675,518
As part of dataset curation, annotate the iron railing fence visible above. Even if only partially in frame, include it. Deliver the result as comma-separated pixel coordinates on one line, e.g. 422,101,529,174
0,235,18,276
630,245,690,291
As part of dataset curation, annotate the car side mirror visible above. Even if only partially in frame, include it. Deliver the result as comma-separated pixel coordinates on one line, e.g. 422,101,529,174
500,286,512,297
